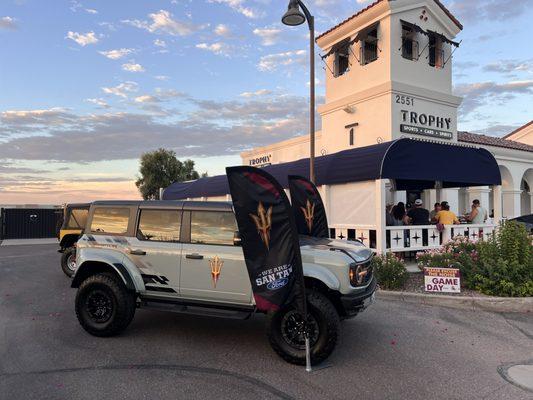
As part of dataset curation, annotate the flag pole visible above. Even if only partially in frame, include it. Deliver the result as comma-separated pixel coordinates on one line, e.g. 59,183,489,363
305,333,312,372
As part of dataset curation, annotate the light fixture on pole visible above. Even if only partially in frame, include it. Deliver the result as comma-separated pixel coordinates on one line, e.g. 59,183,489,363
282,0,315,373
282,0,316,185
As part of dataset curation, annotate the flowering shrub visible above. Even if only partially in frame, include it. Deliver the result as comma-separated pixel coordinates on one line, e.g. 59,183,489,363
415,223,533,297
372,253,409,290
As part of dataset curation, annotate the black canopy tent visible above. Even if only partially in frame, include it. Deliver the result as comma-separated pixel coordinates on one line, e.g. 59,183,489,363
162,138,501,200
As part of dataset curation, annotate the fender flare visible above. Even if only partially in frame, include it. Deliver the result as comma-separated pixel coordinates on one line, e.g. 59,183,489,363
72,248,144,292
303,264,341,291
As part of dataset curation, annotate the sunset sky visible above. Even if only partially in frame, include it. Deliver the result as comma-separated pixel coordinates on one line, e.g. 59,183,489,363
1,0,532,204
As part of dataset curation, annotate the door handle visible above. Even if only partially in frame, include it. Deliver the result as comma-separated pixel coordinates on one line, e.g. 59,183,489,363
129,249,146,256
185,253,204,260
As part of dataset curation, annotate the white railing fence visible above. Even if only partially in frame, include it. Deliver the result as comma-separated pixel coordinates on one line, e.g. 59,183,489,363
329,224,496,252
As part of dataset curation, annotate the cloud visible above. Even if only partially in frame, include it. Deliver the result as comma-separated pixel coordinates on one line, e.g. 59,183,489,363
0,94,322,162
448,0,530,23
455,80,533,116
208,0,261,19
253,27,282,46
66,31,99,46
154,38,167,47
196,42,232,56
258,49,306,71
134,95,159,103
472,124,524,137
214,24,231,37
123,9,203,36
101,81,138,98
483,59,533,74
154,75,169,81
85,8,98,14
85,98,109,108
0,108,75,126
0,16,17,30
122,61,145,72
99,48,134,60
239,89,272,98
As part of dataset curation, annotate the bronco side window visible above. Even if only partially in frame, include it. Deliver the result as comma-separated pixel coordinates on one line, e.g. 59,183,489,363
66,208,89,229
190,211,236,246
90,208,130,235
137,209,181,242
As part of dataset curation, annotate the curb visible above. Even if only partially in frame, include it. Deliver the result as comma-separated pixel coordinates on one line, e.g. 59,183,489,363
376,290,533,313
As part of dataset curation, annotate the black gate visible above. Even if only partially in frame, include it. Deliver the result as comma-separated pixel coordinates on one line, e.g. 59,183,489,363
0,208,62,239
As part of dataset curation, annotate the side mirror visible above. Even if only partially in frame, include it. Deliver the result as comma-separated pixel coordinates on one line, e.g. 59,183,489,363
233,231,242,246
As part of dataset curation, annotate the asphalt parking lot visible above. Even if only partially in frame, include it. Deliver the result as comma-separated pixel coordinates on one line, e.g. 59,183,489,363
1,243,532,400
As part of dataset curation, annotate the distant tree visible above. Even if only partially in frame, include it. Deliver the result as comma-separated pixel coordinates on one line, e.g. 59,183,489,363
135,148,202,200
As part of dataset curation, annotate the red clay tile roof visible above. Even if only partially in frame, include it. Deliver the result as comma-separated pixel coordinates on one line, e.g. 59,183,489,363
315,0,462,41
458,131,533,153
502,120,533,139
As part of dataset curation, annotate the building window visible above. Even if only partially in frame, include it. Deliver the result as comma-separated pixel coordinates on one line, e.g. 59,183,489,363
401,24,419,61
349,128,354,146
360,27,379,65
333,39,351,77
428,34,444,68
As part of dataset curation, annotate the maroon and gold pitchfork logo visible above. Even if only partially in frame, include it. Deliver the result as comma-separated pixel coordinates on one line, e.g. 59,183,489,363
249,202,272,249
301,200,315,233
209,255,223,288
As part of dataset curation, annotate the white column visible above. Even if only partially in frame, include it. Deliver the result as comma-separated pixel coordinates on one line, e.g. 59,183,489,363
319,185,330,222
427,189,438,208
502,189,522,218
440,188,460,214
393,190,406,204
530,192,533,215
493,185,502,223
467,186,491,209
375,179,387,254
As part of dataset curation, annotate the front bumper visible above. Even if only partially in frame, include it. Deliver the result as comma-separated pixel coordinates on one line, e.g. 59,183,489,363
339,277,377,318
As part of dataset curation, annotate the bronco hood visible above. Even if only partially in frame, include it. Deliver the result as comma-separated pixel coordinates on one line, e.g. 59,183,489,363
299,235,373,264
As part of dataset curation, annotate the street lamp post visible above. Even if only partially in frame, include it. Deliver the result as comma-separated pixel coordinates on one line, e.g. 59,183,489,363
282,0,316,184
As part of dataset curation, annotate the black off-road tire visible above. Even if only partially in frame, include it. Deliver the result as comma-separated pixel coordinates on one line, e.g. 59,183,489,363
61,247,77,278
75,273,136,337
267,290,340,365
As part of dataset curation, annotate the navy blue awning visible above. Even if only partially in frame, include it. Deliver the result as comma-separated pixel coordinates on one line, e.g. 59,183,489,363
162,138,501,200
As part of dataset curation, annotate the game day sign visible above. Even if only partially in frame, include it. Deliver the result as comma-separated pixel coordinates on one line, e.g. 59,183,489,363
424,268,461,293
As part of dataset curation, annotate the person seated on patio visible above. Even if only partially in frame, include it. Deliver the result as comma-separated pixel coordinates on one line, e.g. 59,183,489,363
429,202,441,223
465,199,487,224
406,199,430,225
435,202,460,225
391,202,407,225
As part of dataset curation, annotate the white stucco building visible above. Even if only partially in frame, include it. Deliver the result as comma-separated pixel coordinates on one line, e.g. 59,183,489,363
242,0,533,222
165,0,532,253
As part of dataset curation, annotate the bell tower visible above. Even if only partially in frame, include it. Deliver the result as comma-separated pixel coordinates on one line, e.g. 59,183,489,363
316,0,463,154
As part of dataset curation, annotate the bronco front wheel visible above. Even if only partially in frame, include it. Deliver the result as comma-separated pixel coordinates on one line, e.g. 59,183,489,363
75,273,136,337
266,290,340,365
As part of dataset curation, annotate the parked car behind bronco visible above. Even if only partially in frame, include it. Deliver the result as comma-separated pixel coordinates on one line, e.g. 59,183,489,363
58,203,90,277
71,200,376,364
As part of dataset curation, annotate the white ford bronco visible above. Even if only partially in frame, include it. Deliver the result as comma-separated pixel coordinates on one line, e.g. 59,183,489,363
72,200,376,364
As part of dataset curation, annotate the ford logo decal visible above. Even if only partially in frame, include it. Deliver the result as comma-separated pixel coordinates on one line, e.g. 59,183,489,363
267,278,288,290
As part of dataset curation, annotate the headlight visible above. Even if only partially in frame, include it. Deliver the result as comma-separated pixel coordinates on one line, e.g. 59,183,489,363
349,262,371,286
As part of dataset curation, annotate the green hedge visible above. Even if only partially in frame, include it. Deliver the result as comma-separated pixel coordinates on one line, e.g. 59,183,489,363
372,253,409,290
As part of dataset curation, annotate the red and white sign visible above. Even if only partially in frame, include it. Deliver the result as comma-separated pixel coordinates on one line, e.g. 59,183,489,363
424,267,461,293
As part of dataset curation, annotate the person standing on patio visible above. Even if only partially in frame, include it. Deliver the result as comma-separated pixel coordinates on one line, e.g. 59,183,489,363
466,199,487,224
435,202,460,225
406,199,430,225
391,202,407,225
429,202,441,223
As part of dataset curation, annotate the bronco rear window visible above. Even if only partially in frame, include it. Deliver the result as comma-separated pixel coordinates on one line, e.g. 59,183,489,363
90,208,130,235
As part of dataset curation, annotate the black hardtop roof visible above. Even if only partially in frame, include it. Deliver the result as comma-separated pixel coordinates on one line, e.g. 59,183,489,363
91,200,233,211
66,203,91,208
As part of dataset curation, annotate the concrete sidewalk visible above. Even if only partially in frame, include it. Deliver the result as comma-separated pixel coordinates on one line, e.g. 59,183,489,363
0,238,58,246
